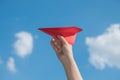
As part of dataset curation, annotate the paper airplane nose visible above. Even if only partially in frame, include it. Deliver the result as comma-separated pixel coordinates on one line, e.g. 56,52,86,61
38,26,82,45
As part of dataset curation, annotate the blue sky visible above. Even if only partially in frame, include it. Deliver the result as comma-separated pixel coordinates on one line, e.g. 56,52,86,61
0,0,120,80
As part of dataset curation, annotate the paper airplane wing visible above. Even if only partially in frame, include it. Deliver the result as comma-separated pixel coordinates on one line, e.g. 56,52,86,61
38,26,82,45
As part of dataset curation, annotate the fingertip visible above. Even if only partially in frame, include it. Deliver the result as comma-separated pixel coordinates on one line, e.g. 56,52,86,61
51,38,54,44
57,35,67,44
51,38,57,46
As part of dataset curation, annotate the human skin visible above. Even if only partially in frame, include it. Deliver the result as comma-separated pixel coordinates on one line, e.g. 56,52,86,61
50,35,83,80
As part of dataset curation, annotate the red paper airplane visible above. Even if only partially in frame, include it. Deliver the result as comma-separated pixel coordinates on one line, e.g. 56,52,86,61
38,26,82,45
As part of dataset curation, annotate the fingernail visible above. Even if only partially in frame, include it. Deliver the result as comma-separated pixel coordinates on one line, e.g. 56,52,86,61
52,38,55,41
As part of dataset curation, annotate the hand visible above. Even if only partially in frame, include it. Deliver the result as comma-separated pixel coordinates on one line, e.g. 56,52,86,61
50,36,73,64
51,36,83,80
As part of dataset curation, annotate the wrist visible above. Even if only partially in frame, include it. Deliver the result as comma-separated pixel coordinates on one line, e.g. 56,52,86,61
62,55,75,67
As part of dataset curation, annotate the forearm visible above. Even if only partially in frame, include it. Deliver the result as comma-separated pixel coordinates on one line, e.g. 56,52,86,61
62,56,83,80
50,36,83,80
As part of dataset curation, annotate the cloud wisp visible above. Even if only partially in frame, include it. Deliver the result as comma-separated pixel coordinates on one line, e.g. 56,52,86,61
7,57,17,73
86,24,120,70
13,31,33,58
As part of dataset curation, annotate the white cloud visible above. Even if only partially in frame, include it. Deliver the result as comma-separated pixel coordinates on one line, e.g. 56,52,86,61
86,24,120,70
13,31,33,58
7,57,17,73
